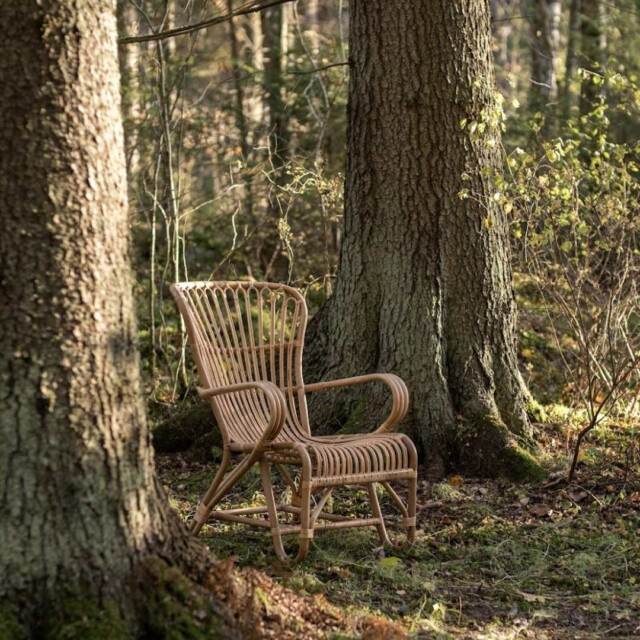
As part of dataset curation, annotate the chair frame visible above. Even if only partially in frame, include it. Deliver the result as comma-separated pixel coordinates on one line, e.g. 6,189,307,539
171,281,418,562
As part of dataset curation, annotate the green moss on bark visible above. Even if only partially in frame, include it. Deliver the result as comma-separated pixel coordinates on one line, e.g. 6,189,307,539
152,403,218,453
335,401,367,435
44,598,130,640
499,443,548,482
137,558,224,640
456,413,547,482
526,398,550,424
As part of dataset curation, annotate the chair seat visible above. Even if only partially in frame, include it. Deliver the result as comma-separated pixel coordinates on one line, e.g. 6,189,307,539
235,432,416,484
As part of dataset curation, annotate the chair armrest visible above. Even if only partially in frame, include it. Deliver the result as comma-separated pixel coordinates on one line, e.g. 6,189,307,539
198,381,286,446
302,373,409,433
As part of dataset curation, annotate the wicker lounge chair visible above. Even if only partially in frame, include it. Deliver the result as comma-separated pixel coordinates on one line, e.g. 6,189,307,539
170,281,418,562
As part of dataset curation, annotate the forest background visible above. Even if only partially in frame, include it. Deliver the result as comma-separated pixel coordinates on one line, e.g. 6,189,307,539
97,0,640,635
119,0,640,449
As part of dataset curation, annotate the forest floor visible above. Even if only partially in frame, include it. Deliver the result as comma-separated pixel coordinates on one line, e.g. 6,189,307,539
157,414,640,640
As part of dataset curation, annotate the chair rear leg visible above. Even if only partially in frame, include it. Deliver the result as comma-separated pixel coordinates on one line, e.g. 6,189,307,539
367,483,390,545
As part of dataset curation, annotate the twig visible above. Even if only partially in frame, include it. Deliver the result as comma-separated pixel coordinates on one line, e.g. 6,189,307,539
287,61,350,75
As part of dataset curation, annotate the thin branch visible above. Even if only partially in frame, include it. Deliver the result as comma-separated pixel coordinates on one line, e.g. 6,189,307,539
287,61,350,75
119,0,295,45
492,14,534,23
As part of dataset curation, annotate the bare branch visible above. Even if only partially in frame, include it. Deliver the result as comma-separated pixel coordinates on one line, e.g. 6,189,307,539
119,0,295,45
287,61,350,75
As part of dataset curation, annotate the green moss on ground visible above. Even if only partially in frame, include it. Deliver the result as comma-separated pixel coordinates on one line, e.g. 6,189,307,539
152,403,219,454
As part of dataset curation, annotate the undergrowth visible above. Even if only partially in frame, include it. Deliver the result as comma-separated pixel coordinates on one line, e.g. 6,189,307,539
158,416,640,639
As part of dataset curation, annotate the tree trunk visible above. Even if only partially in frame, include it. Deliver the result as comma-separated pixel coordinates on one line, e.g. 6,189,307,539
0,0,232,631
306,0,321,61
579,0,606,114
118,0,142,175
260,4,291,279
262,5,289,169
304,0,542,480
491,0,514,95
529,0,561,119
564,0,582,107
227,0,255,224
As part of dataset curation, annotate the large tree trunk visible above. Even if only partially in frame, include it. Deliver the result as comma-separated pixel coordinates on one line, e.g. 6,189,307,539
304,0,542,480
0,1,232,631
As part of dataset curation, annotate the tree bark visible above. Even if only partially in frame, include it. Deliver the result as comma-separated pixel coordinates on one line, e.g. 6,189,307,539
118,0,142,175
0,0,210,626
304,0,542,480
529,0,561,118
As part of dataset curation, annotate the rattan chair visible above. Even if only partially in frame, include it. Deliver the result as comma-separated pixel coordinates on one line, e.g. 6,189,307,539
170,281,417,562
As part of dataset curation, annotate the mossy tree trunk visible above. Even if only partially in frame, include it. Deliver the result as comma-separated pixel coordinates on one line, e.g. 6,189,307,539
304,0,543,480
0,0,225,631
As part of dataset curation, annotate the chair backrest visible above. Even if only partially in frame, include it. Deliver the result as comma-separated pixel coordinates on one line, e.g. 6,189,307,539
170,281,310,445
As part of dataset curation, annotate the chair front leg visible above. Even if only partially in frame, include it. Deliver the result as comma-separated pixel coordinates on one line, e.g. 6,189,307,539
191,448,232,535
260,460,287,561
293,444,314,563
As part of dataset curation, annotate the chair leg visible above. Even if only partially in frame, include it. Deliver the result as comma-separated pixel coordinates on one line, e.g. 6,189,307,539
406,475,417,543
190,448,232,535
260,460,287,561
367,483,390,545
293,444,314,563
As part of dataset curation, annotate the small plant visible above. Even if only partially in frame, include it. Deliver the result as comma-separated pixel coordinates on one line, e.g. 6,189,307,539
501,71,640,481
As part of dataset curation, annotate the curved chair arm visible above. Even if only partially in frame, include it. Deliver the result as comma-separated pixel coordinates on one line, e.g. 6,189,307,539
302,373,409,433
198,381,287,447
